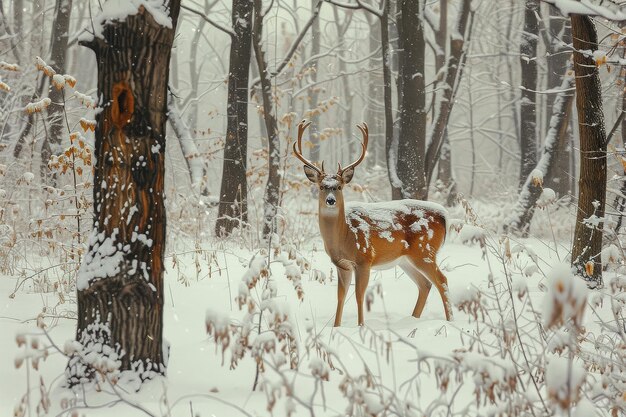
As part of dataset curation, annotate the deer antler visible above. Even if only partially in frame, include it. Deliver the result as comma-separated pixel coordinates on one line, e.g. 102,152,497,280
292,119,323,175
338,122,368,173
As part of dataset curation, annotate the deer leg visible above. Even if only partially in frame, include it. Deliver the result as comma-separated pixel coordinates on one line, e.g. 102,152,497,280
354,264,371,326
400,261,432,318
409,257,453,321
334,267,352,327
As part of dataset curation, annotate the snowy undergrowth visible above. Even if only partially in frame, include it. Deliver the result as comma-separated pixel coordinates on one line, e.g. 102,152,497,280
2,199,624,417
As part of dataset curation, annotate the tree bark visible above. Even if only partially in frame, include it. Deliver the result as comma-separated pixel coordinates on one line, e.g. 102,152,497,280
570,14,606,287
545,6,572,197
215,0,253,236
42,0,73,181
518,0,539,189
396,0,426,199
67,1,181,384
252,0,281,239
504,63,574,235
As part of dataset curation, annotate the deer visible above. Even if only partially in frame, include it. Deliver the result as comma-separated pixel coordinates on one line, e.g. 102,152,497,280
293,120,452,327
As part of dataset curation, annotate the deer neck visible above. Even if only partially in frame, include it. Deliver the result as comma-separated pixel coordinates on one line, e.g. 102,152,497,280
318,199,353,261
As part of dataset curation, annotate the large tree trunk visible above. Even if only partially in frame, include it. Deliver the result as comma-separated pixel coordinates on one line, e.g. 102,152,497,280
67,1,181,384
215,0,253,236
545,6,572,197
518,0,539,189
41,0,73,180
570,15,607,287
504,63,574,235
396,0,426,199
252,0,281,239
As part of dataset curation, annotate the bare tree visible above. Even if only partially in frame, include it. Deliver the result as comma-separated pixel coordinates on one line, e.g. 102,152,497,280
504,62,574,234
252,0,281,239
68,0,181,382
215,0,253,237
570,14,607,287
41,0,73,182
518,0,539,189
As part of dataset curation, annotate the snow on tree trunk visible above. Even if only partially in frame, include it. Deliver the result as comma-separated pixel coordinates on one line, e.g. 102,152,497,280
167,92,206,194
215,0,253,237
504,63,574,235
518,0,539,190
570,14,607,287
252,0,281,239
545,6,573,197
428,0,471,202
396,0,427,199
68,0,181,384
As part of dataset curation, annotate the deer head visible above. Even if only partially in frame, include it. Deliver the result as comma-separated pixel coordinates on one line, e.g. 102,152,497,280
293,120,368,215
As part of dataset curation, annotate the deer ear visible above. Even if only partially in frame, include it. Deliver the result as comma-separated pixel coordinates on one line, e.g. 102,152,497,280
340,167,355,184
303,165,320,183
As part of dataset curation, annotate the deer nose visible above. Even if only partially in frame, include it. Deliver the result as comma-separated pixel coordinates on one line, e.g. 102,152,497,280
326,195,336,206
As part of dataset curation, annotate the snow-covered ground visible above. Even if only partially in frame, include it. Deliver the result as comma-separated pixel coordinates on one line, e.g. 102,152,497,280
0,224,620,416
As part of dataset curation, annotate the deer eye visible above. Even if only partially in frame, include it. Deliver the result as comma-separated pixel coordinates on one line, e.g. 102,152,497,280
338,186,342,190
319,186,323,190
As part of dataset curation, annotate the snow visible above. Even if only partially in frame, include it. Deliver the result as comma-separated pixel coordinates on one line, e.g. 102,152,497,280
345,199,447,249
77,0,173,43
542,263,588,330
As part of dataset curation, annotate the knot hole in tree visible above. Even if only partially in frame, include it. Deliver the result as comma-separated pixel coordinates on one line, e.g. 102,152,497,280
111,82,134,129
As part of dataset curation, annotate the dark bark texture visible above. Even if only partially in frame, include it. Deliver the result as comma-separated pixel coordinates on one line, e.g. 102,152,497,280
396,0,426,199
518,0,539,189
570,14,607,286
215,0,253,236
68,2,181,384
252,0,281,239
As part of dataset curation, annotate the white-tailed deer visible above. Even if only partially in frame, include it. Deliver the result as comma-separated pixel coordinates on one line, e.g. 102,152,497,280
293,120,451,326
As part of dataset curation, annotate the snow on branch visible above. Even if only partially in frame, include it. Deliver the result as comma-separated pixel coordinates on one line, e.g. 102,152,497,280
77,0,173,43
545,0,626,20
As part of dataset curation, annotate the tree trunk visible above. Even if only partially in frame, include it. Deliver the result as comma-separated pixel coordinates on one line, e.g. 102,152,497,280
366,14,383,169
518,0,539,189
383,0,402,199
570,14,607,287
307,0,322,163
545,6,572,197
67,1,181,384
504,63,574,235
42,0,73,180
434,0,456,206
215,0,253,236
167,92,207,195
612,43,626,236
424,0,472,195
252,0,281,240
396,0,426,199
